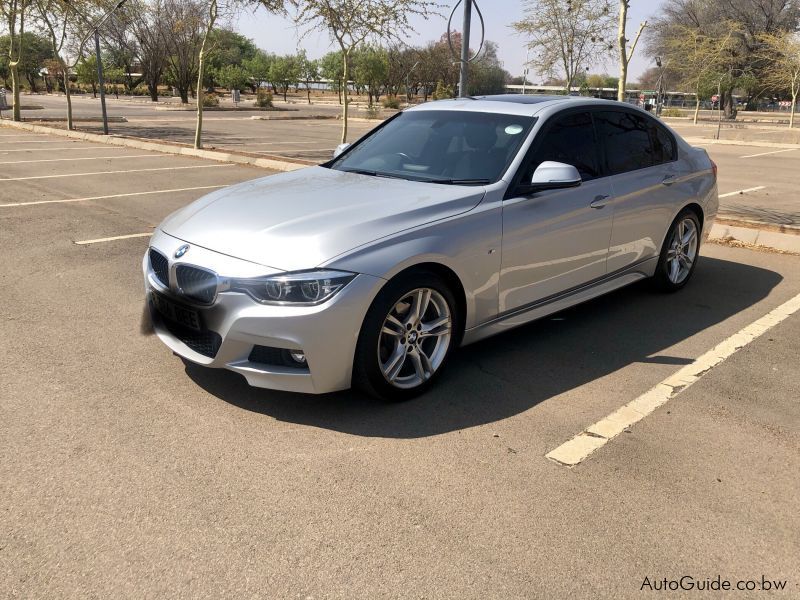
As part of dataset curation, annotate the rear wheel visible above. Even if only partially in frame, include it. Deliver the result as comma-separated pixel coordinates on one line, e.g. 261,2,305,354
653,209,701,292
353,272,458,401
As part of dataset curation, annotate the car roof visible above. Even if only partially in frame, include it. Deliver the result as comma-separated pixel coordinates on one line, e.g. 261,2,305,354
406,94,643,118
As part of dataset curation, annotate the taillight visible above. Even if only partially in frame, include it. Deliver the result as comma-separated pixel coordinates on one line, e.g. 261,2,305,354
711,159,718,179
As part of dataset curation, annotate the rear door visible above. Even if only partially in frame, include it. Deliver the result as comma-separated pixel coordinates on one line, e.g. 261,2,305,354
593,109,684,273
499,110,615,313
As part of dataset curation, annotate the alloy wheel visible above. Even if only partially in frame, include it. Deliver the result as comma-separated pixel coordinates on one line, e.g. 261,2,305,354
377,288,452,389
666,217,698,284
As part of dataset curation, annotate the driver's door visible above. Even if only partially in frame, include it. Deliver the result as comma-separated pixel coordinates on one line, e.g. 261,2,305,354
499,111,614,313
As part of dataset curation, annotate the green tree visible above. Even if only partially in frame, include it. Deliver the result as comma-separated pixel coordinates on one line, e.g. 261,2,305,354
242,49,274,91
469,40,509,95
269,54,300,101
758,31,800,128
295,0,437,143
297,50,318,103
352,45,388,106
319,50,344,103
0,32,53,93
205,28,258,86
75,55,100,97
216,63,250,91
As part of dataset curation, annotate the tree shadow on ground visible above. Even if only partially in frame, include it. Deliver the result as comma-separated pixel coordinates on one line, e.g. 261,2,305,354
185,256,782,438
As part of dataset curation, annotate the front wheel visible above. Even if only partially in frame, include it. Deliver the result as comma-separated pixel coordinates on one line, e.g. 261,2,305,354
653,209,701,292
353,273,458,401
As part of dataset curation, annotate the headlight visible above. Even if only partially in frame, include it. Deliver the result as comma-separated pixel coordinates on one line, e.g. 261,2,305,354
230,270,356,305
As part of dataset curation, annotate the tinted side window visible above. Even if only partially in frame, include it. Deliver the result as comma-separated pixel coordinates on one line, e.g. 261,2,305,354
595,110,655,174
524,112,600,182
650,122,676,164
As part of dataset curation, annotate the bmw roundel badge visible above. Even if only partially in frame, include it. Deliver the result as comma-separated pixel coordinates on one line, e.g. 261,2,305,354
174,244,190,259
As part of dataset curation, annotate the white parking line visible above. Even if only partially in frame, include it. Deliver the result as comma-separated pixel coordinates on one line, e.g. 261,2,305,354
0,163,233,182
546,292,800,467
245,140,321,146
0,140,84,144
739,148,797,158
75,232,152,245
718,186,766,198
0,146,125,153
0,154,154,165
0,185,226,207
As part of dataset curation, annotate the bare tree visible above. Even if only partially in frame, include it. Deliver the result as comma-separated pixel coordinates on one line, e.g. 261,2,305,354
513,0,615,93
161,0,205,103
123,0,171,101
32,0,74,127
649,0,800,116
759,31,800,127
616,0,646,101
661,24,738,124
1,0,27,121
294,0,436,143
193,0,218,148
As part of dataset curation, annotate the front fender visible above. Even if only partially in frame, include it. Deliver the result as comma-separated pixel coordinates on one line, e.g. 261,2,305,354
323,201,503,330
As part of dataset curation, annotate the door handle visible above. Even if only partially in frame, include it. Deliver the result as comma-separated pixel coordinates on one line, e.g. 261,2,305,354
661,174,678,186
590,194,610,209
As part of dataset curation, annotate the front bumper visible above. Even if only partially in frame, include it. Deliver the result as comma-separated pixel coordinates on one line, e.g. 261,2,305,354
143,230,385,394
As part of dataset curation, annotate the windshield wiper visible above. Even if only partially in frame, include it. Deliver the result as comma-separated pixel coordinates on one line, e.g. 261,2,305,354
339,167,405,180
427,178,492,185
340,167,380,176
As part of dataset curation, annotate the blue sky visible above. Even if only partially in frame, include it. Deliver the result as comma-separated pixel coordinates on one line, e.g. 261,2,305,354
234,0,664,80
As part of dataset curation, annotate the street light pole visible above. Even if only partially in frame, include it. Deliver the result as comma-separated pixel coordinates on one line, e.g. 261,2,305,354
64,0,127,135
458,0,473,97
521,47,530,95
94,29,109,135
406,61,420,105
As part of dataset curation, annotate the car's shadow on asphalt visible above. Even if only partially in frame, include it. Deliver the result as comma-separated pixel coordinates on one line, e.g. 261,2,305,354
184,256,782,438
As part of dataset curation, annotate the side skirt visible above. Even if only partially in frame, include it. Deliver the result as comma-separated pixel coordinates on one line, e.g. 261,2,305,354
461,256,658,346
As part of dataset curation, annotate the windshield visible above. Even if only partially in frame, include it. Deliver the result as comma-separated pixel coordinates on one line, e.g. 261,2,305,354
329,110,536,185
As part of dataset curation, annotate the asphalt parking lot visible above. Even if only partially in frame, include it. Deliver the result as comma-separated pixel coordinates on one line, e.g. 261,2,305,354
1,129,799,597
18,93,379,162
12,95,800,225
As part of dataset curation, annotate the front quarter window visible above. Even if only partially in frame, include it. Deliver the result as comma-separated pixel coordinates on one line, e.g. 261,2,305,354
329,110,535,185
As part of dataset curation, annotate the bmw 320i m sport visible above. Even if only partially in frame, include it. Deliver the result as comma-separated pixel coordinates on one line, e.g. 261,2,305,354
144,95,718,401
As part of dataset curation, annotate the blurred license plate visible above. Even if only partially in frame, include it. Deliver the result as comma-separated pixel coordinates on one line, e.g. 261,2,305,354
152,292,201,331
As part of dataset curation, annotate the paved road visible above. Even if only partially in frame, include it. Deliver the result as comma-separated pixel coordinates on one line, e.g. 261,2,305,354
1,129,798,597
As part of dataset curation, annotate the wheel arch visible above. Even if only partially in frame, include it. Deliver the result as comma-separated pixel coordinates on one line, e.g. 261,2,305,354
387,262,468,345
659,202,705,251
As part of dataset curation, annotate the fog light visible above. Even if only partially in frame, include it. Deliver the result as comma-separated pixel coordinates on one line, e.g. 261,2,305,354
288,350,307,365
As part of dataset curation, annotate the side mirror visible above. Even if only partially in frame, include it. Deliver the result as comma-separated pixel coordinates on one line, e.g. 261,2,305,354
333,143,350,158
518,161,582,195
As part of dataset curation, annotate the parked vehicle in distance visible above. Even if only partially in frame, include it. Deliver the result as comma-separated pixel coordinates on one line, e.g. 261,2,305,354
143,95,719,401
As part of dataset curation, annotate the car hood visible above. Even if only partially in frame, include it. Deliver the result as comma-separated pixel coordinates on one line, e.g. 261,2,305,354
159,166,485,271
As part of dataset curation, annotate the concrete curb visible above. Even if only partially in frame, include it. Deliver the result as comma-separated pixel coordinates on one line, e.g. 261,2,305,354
709,221,800,254
0,119,312,172
683,137,800,150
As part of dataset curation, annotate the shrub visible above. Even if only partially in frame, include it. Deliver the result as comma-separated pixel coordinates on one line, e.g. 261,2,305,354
255,88,273,108
365,105,381,119
202,93,219,107
382,96,401,109
661,108,684,118
432,80,454,100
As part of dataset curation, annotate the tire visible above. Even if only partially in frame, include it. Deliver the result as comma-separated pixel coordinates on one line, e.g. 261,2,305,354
653,208,702,292
353,271,459,401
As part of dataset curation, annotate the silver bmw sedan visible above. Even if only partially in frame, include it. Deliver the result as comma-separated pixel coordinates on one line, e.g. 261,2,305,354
143,95,718,401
